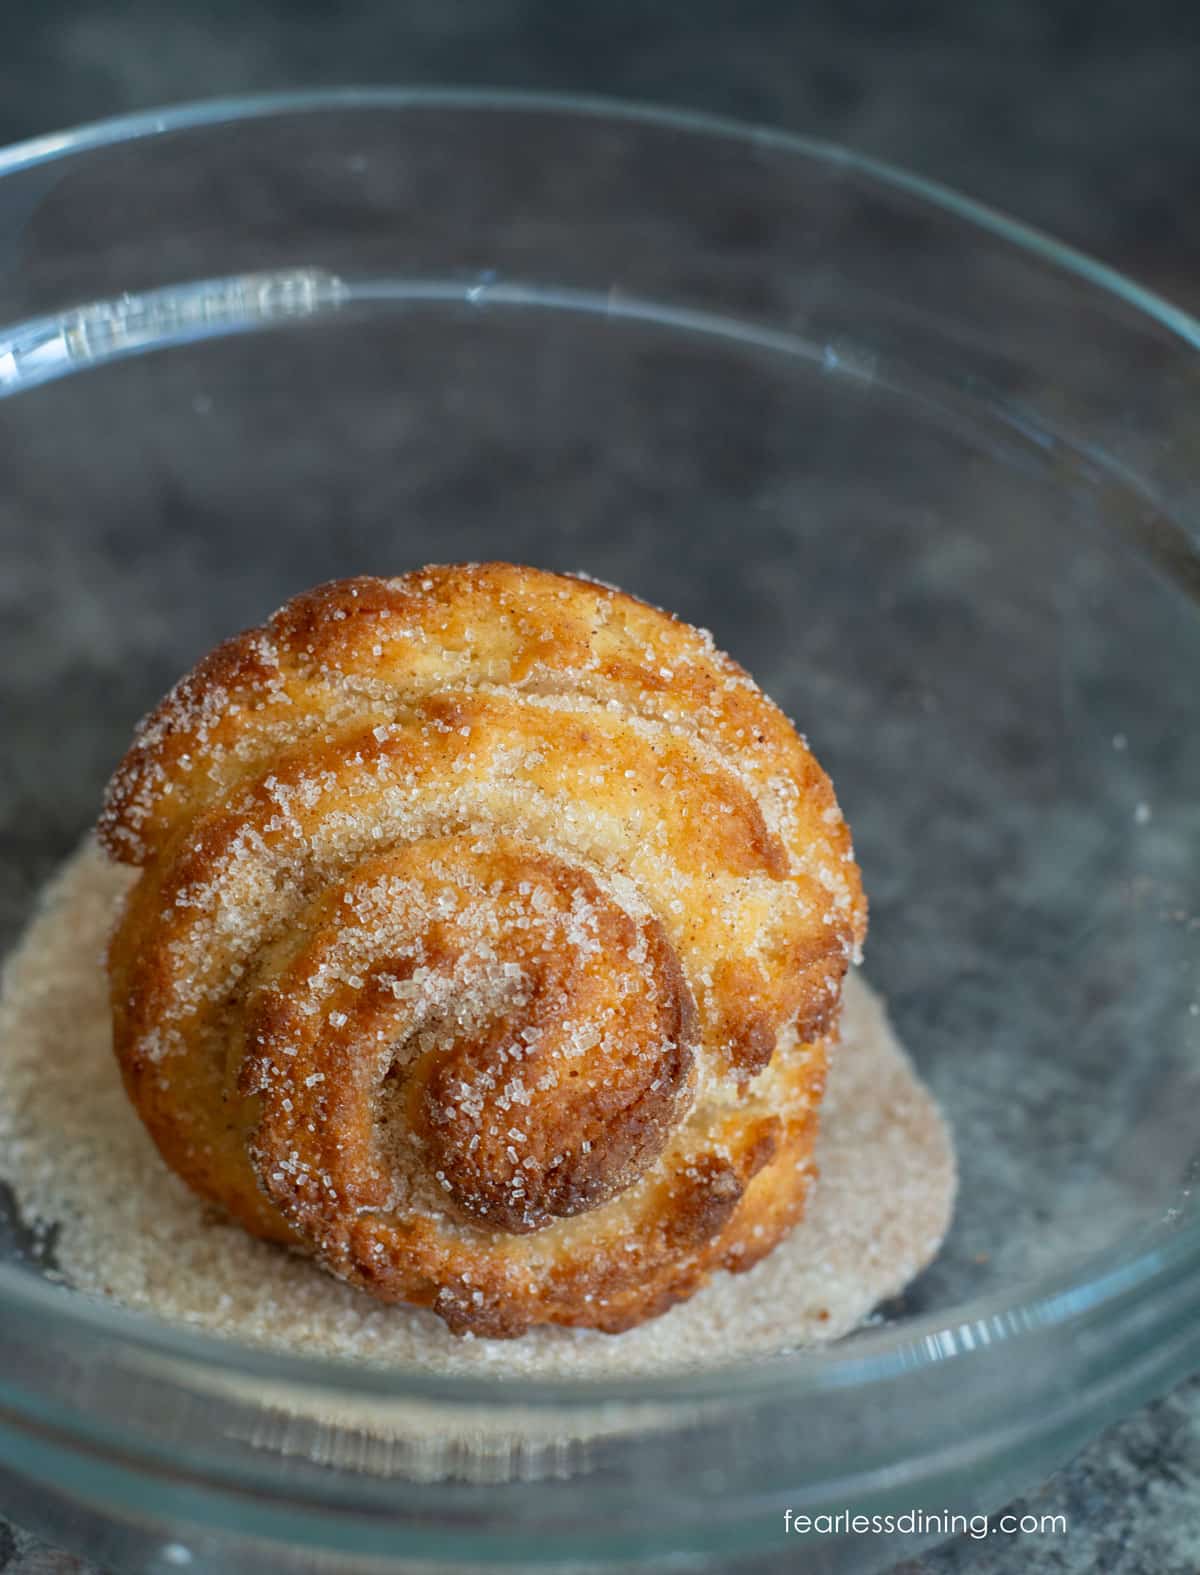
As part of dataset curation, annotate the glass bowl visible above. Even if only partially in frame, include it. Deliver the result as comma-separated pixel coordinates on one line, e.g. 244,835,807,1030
0,91,1197,1575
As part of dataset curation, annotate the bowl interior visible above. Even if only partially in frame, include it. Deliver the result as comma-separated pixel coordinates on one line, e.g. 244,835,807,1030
0,102,1197,1374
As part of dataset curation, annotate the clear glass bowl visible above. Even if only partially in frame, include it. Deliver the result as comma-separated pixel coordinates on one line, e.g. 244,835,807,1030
0,91,1198,1575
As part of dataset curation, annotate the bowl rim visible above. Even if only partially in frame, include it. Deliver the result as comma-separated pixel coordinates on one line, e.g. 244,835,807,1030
2,83,1198,356
0,85,1197,1416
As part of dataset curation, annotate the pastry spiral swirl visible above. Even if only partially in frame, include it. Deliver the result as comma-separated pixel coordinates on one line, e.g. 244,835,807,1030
101,564,865,1335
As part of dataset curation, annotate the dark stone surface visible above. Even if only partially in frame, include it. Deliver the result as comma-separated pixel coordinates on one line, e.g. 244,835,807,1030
0,5,1197,1573
0,0,1197,307
893,1382,1200,1575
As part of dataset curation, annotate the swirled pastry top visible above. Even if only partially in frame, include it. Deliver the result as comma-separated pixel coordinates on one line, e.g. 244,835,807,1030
101,564,866,1335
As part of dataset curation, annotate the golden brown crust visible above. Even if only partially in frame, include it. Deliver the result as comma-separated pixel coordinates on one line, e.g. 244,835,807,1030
103,564,865,1335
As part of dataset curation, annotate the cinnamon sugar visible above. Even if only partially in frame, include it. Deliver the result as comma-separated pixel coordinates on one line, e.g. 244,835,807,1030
0,839,955,1376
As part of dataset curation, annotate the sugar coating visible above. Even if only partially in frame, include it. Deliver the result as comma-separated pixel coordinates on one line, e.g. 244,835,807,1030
97,568,877,1334
0,840,955,1377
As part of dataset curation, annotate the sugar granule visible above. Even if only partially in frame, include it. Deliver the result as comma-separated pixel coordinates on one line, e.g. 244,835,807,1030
0,839,955,1378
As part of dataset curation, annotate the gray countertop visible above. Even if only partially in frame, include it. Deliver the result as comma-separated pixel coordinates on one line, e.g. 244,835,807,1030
0,3,1197,1571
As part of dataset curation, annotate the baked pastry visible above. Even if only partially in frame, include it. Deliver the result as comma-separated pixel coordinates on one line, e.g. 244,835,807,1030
100,564,866,1336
